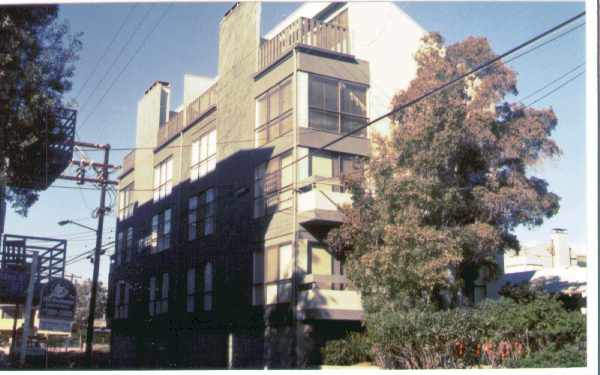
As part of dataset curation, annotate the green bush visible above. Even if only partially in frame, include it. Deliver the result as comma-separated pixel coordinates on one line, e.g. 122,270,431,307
505,343,586,368
364,296,586,369
321,332,373,366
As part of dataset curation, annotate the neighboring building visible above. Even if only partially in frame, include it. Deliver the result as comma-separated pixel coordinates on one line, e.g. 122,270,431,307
108,2,425,368
486,228,587,303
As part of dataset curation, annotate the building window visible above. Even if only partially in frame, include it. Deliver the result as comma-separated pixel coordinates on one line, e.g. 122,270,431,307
188,188,216,241
203,263,213,311
256,78,293,146
126,227,134,262
297,147,364,191
118,183,135,220
186,268,196,313
252,244,292,305
116,232,124,266
309,244,333,275
254,152,293,218
149,273,169,316
151,209,171,254
153,158,173,202
114,281,130,319
308,75,367,136
191,129,217,180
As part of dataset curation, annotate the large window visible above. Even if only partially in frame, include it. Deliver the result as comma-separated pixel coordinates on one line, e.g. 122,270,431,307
191,129,217,180
126,227,134,262
153,158,173,202
114,281,131,319
116,232,124,266
149,273,169,316
309,75,367,136
252,244,292,305
118,183,135,220
188,188,216,241
256,78,293,146
151,209,171,254
254,152,293,218
298,147,364,191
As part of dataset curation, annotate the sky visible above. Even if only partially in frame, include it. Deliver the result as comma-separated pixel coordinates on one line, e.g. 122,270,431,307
3,1,587,284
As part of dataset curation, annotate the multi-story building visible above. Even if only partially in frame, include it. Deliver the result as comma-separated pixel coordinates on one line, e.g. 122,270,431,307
108,2,425,368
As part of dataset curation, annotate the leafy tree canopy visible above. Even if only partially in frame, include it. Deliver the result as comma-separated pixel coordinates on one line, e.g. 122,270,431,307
328,33,561,313
73,279,108,334
0,5,81,215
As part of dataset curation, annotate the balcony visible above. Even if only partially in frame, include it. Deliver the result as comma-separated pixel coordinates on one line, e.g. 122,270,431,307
120,150,135,177
258,17,350,73
297,274,363,321
156,84,217,148
297,184,352,227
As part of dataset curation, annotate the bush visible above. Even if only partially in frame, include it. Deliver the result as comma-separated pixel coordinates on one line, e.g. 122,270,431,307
321,332,373,366
505,343,586,368
364,296,586,369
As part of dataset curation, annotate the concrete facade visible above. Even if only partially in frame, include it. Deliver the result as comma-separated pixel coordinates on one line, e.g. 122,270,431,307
108,2,424,368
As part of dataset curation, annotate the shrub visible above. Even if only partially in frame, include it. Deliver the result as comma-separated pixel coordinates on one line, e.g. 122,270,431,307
321,332,373,366
364,296,586,369
505,343,586,368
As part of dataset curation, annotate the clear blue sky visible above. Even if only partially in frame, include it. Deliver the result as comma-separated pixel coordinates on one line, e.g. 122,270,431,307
4,1,587,283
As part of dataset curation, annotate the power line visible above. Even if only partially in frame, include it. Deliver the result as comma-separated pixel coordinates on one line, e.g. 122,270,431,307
525,70,585,107
518,63,585,103
78,4,173,131
77,5,154,114
74,4,139,101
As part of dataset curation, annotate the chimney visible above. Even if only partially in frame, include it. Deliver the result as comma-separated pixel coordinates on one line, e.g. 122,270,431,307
551,228,571,267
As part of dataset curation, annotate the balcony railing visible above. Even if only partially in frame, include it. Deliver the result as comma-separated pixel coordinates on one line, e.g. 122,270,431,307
297,188,352,214
258,17,350,72
156,84,217,148
121,150,135,176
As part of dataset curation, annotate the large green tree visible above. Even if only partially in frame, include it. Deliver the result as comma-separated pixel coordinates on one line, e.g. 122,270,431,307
0,5,81,214
73,279,108,334
328,33,560,313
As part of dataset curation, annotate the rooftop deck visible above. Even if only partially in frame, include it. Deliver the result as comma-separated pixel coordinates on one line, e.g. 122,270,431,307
258,17,350,73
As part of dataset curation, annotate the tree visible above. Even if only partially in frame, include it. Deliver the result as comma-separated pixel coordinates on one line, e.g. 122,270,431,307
73,279,108,335
0,5,81,215
328,33,560,313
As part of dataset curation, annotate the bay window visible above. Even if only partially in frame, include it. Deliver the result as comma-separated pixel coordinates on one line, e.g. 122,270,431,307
308,75,367,136
256,78,293,146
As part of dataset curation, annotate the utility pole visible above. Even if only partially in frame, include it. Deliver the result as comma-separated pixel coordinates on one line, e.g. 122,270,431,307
57,141,117,367
86,144,109,367
19,252,38,366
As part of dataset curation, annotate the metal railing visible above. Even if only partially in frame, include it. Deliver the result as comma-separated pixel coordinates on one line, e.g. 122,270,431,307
258,17,349,72
156,84,217,148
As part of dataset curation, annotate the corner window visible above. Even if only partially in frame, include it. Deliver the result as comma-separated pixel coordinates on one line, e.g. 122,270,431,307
297,147,364,191
191,129,217,180
153,158,173,202
256,78,293,146
308,75,367,136
188,188,216,241
252,244,293,305
254,152,293,218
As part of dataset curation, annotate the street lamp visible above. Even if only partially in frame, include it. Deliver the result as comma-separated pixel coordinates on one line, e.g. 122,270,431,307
58,218,103,366
58,219,97,233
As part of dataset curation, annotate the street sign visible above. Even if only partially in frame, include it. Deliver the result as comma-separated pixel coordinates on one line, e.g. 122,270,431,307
38,278,76,333
0,268,29,302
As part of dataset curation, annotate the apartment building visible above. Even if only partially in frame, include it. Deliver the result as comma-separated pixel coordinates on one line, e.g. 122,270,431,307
108,2,425,368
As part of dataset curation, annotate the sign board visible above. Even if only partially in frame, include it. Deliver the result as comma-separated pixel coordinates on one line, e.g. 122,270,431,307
0,268,29,302
39,278,76,333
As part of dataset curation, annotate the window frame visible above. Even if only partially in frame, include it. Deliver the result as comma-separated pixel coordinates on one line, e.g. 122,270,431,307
190,128,217,181
188,188,217,241
252,243,293,306
256,78,293,147
308,74,368,137
151,209,171,254
254,151,293,218
118,183,135,220
153,157,173,202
